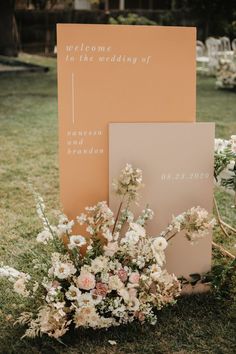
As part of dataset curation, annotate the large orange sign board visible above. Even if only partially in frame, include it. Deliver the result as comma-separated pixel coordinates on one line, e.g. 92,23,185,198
57,24,196,218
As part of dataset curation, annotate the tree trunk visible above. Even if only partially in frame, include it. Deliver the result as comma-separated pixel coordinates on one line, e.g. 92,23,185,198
0,0,18,57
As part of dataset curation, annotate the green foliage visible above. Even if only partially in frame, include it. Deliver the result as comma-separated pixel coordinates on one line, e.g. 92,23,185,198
221,161,236,193
109,13,157,26
214,148,235,180
209,258,236,301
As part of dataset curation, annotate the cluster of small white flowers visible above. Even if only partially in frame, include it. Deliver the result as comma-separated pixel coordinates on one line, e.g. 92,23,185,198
215,136,236,155
112,163,143,201
136,207,154,226
77,201,114,240
56,214,74,237
48,253,76,280
214,138,230,154
169,206,216,243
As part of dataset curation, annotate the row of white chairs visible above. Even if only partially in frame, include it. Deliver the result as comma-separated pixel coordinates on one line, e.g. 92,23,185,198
196,37,236,73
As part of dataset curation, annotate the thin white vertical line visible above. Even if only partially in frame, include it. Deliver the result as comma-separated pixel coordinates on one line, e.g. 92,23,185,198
72,72,75,125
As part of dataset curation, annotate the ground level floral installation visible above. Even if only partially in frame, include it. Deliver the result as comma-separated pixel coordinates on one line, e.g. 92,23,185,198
0,163,216,340
216,60,236,90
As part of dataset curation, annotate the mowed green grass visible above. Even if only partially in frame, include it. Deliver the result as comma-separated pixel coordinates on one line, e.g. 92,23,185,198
0,55,235,354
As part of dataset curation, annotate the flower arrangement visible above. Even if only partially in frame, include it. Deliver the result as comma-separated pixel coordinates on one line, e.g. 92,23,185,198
214,136,236,202
0,164,214,339
216,60,236,90
213,136,236,245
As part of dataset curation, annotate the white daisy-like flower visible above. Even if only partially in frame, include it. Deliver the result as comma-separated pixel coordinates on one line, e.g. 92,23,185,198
68,235,86,250
65,285,81,301
53,262,76,280
77,292,94,307
57,220,74,237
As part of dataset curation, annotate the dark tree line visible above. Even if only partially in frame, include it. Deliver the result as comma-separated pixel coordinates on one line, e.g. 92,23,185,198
0,0,18,56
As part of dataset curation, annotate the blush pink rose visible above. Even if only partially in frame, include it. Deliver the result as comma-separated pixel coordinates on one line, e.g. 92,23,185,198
129,272,140,284
77,271,95,290
118,269,128,282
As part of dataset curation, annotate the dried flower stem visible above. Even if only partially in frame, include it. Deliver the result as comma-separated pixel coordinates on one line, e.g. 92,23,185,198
112,195,125,234
212,241,235,259
213,196,230,237
166,231,178,243
221,220,236,233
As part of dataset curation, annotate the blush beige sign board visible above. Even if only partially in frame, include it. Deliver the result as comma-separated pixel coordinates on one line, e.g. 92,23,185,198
57,24,196,219
109,123,214,278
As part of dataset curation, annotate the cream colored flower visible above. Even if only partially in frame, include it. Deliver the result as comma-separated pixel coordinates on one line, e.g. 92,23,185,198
119,288,130,302
104,241,118,257
65,285,81,301
150,264,161,281
152,237,168,252
13,277,29,297
54,262,76,280
152,250,166,267
108,275,124,291
91,256,108,274
127,298,140,312
77,292,98,307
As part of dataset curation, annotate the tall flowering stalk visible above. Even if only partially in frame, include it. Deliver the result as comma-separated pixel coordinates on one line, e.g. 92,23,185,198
112,164,143,235
0,165,215,339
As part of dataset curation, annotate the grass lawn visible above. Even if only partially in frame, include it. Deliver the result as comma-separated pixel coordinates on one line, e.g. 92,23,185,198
0,54,235,354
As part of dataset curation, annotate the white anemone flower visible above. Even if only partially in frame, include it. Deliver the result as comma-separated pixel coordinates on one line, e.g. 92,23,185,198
68,235,86,250
65,285,81,301
152,237,168,252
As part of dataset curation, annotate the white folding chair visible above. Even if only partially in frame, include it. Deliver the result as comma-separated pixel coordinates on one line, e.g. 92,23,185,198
196,40,209,74
219,36,233,61
205,37,221,74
